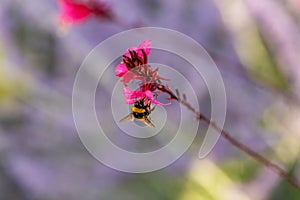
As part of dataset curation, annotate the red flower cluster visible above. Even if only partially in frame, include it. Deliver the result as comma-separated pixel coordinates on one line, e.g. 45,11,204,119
57,0,112,26
116,40,175,106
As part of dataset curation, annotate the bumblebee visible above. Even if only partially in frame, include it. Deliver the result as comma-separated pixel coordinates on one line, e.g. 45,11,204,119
119,100,155,127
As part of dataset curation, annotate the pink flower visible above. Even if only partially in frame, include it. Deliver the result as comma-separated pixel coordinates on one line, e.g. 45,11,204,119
115,63,128,77
123,87,170,106
115,63,138,85
57,0,112,26
116,40,152,77
116,40,173,107
125,40,152,58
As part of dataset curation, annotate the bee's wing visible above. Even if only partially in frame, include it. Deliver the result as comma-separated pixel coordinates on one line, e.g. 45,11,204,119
119,113,134,123
143,117,155,128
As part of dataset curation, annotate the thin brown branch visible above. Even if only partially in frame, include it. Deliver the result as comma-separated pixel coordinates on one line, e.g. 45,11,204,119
199,114,300,190
173,89,300,190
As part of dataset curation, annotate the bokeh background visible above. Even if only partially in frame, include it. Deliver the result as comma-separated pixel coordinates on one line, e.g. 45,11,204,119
1,0,300,199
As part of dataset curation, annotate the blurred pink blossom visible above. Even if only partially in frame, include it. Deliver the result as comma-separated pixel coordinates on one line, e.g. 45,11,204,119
57,0,112,26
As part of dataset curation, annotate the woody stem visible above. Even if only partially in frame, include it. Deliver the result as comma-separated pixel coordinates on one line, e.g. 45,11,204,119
174,91,300,190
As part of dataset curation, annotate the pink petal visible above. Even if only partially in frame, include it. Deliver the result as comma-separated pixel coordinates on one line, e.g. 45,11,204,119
123,87,134,98
116,63,128,77
124,40,152,58
121,71,136,85
123,87,145,104
129,90,145,99
144,90,170,106
138,40,152,55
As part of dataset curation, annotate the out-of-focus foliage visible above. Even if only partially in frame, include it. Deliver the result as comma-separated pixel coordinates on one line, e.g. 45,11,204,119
221,158,261,182
268,177,300,200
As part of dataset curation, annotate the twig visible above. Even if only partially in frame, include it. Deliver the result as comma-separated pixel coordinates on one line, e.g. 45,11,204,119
173,88,300,190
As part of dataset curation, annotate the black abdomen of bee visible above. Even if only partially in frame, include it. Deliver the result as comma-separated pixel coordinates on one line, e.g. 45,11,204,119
133,111,149,119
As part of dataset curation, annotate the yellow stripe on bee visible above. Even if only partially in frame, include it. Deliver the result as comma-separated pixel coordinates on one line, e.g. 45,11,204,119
132,107,146,113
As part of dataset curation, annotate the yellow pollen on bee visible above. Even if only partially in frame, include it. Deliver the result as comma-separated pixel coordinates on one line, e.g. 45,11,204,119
132,107,146,113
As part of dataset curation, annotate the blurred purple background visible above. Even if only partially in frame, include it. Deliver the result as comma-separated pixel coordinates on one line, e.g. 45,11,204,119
0,0,300,199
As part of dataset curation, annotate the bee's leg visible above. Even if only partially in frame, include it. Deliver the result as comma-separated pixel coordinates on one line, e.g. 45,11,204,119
119,113,134,123
150,106,156,112
147,101,156,112
143,117,155,128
